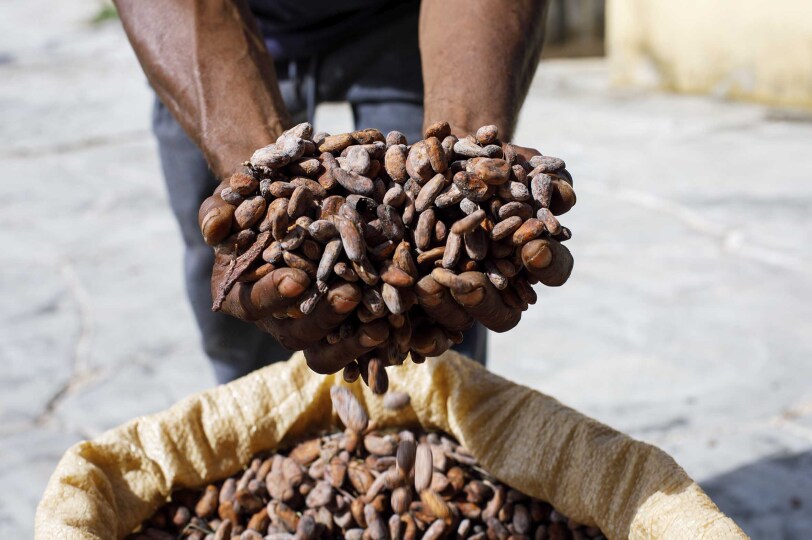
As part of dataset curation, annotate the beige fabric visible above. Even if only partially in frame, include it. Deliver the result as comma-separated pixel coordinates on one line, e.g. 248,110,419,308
36,351,747,539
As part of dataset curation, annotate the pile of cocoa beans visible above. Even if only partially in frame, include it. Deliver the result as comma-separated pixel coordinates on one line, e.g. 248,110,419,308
127,388,603,540
203,121,575,392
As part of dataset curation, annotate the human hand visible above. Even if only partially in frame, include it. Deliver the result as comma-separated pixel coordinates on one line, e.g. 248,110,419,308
412,142,574,346
199,181,389,374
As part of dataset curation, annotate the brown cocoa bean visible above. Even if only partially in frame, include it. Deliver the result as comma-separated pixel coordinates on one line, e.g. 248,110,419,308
530,173,553,209
453,136,487,158
290,176,328,198
414,443,433,493
386,130,407,147
422,519,447,540
512,218,545,245
229,172,259,196
424,121,451,140
529,154,565,173
472,158,510,185
333,261,359,282
352,257,379,286
424,137,448,173
282,250,317,279
280,225,307,251
393,241,418,279
351,128,385,145
407,140,433,182
453,171,494,203
384,144,409,183
330,386,369,433
195,485,219,518
377,204,405,240
490,216,523,240
416,246,445,265
498,201,533,221
383,183,406,207
319,133,353,154
234,196,266,231
434,183,464,208
415,173,447,212
344,145,372,175
380,260,415,288
475,125,498,145
414,209,436,251
367,356,389,394
332,167,374,196
463,228,488,261
497,180,531,202
288,157,321,177
451,208,486,235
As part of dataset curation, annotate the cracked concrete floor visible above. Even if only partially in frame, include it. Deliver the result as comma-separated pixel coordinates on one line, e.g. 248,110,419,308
2,2,811,538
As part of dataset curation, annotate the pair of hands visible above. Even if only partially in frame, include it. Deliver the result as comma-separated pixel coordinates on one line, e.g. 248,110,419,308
198,145,574,375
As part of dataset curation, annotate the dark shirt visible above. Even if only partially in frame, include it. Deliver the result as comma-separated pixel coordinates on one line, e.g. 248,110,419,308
249,0,420,59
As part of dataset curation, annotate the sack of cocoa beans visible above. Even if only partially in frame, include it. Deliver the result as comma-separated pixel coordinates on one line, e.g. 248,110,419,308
36,352,745,539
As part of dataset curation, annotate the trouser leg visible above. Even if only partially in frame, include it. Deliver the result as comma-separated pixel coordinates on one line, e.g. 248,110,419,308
151,99,293,384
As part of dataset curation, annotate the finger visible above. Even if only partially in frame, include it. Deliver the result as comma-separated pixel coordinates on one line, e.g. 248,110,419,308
198,182,235,245
303,319,390,374
409,324,452,357
217,265,310,321
431,269,521,333
414,275,473,332
549,179,576,215
521,238,573,287
260,281,362,349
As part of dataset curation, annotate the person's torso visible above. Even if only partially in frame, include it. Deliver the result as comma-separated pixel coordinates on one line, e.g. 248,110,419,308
249,0,420,59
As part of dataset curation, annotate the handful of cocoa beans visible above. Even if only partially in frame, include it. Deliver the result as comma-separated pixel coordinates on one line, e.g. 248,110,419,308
202,121,575,392
127,388,603,540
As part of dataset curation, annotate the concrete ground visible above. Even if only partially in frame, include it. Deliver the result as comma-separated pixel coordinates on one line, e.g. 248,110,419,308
1,2,811,538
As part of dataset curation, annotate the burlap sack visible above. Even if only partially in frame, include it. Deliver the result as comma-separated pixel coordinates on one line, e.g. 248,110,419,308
35,351,747,539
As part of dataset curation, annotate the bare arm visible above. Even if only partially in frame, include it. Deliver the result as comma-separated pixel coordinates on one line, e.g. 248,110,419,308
114,0,291,178
419,0,549,140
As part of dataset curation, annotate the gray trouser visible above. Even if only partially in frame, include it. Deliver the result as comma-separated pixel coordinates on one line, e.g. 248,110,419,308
152,13,487,383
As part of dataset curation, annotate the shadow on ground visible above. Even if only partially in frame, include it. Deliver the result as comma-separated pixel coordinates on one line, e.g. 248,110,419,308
701,451,812,540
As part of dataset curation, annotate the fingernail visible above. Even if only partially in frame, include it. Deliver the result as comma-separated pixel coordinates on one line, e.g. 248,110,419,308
329,293,357,315
523,242,553,269
278,273,308,297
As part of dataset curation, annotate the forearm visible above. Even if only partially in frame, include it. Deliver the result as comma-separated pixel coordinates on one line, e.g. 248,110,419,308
419,0,548,140
115,0,290,178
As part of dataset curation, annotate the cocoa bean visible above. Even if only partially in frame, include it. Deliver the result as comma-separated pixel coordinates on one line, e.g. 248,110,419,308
490,216,523,241
472,158,510,185
333,168,374,196
386,130,407,147
529,155,565,173
451,208,486,235
195,485,219,518
319,133,353,154
475,125,498,145
497,201,533,221
414,209,436,251
414,443,433,493
229,171,259,196
415,173,447,212
424,137,448,173
454,136,487,158
234,196,266,231
367,357,389,394
512,218,545,246
424,121,451,140
330,386,369,433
